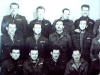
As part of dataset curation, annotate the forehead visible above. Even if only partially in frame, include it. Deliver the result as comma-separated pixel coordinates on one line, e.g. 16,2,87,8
34,24,41,28
56,21,63,24
82,7,89,10
11,4,18,9
80,20,87,24
37,8,45,12
73,51,80,55
52,50,60,53
30,50,38,54
12,49,20,53
63,10,70,13
8,24,16,27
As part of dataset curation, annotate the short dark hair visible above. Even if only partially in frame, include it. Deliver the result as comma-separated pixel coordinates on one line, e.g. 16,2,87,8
10,2,19,9
50,45,61,52
53,19,63,26
81,4,90,10
62,8,70,13
10,46,21,53
36,6,45,12
32,21,42,29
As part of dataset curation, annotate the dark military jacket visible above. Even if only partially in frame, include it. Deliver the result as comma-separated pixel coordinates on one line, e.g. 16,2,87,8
90,36,100,60
26,35,49,58
71,29,93,58
1,58,23,75
1,14,28,38
49,32,72,61
93,19,100,36
1,33,24,60
89,59,100,75
64,58,88,75
29,19,52,38
44,57,66,75
23,58,44,75
74,16,95,33
52,18,74,34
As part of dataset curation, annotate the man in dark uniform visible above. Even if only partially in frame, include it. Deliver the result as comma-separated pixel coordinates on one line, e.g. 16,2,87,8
64,50,88,75
23,49,44,75
74,4,95,33
71,20,93,64
29,6,52,38
52,8,74,35
1,48,23,75
1,22,24,61
1,2,28,38
49,19,72,62
53,8,74,34
44,47,66,75
93,19,100,36
90,25,100,61
89,51,100,75
26,22,49,59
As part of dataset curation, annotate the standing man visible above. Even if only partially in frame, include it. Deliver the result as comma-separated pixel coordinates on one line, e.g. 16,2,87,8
1,2,28,38
89,51,100,75
74,4,95,33
26,22,49,59
64,50,88,75
1,22,24,61
29,6,52,38
49,19,72,62
71,19,93,64
52,8,74,34
90,25,100,61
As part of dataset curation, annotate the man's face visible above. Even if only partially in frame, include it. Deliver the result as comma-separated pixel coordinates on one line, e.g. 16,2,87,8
72,51,81,62
7,24,16,35
29,50,38,61
51,50,60,60
10,49,20,60
33,24,42,35
82,7,89,17
37,8,45,20
79,20,87,30
55,21,64,31
63,10,70,19
10,4,19,16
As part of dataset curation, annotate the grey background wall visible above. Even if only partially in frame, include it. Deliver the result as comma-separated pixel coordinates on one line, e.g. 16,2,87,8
0,0,100,35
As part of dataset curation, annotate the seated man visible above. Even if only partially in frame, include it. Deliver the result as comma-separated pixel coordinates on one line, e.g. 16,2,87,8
64,50,88,75
1,22,24,60
49,19,72,62
23,49,44,75
1,47,23,75
90,25,100,61
44,47,66,75
29,6,52,38
89,51,100,75
71,19,93,63
26,22,49,59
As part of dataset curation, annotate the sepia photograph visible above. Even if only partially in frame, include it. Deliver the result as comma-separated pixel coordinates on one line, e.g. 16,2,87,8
0,0,100,75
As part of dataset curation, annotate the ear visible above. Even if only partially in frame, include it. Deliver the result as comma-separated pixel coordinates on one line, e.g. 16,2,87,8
10,52,12,56
50,52,52,55
6,27,8,31
29,52,31,56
